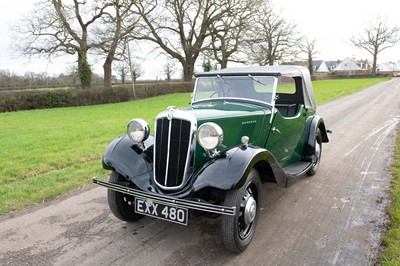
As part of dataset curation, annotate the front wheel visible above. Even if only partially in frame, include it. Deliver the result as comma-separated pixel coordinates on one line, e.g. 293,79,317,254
107,171,144,222
221,169,262,253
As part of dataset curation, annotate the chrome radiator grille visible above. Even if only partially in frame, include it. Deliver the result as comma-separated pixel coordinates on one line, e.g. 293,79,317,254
154,117,192,189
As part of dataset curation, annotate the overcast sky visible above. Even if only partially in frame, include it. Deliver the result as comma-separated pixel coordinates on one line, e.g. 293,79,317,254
1,0,400,79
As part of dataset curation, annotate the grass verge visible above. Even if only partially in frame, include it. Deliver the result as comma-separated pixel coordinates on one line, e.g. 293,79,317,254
0,77,390,214
377,128,400,265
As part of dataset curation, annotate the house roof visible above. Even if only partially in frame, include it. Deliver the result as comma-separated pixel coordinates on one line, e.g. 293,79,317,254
334,57,361,71
377,62,400,72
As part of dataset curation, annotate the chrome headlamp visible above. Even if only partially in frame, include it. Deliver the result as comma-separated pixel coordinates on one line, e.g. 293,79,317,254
127,118,150,143
197,122,223,150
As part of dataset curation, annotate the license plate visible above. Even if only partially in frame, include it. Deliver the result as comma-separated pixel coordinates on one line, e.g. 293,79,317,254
134,197,188,226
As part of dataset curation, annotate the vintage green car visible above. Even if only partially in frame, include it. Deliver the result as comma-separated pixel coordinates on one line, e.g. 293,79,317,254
93,65,330,252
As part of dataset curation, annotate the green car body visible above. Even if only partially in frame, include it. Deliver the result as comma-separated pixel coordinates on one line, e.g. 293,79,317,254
94,65,330,252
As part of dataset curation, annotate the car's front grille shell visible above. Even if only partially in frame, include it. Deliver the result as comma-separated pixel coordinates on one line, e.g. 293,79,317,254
154,115,194,189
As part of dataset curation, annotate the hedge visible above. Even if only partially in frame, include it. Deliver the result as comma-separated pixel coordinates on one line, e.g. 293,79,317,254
0,81,194,112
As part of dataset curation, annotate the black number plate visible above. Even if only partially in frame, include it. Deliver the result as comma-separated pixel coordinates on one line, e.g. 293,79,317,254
134,197,188,226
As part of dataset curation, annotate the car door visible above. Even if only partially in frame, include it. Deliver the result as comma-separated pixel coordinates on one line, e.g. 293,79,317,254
265,104,307,168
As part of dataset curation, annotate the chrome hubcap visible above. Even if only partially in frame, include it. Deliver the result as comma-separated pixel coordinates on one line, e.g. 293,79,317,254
238,185,258,240
244,196,257,225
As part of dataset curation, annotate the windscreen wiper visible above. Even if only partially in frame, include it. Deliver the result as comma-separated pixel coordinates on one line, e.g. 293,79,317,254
217,75,232,95
248,74,266,85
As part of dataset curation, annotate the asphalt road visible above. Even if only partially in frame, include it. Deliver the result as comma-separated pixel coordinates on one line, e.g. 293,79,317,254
1,78,400,266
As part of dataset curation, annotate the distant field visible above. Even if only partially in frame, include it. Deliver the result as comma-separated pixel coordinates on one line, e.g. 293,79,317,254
0,77,389,214
312,77,389,104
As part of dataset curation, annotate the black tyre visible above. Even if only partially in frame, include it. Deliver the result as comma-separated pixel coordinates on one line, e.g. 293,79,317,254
307,128,322,176
221,169,262,253
107,171,144,222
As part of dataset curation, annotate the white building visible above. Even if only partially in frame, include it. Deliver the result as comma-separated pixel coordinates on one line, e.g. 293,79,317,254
334,57,362,71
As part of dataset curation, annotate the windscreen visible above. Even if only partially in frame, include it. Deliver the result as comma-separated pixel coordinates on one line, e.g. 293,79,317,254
193,76,276,105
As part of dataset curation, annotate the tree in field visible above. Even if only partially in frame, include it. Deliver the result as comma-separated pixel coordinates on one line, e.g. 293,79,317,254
299,39,318,75
350,18,400,75
130,62,143,83
114,62,130,83
12,0,108,88
205,1,255,69
65,64,78,85
246,1,302,66
97,0,141,90
163,60,176,81
134,0,248,81
12,0,139,89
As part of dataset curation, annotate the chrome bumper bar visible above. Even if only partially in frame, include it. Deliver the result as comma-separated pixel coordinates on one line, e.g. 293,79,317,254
93,177,236,216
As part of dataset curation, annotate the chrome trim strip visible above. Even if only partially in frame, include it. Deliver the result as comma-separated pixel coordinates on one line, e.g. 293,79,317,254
93,177,236,216
164,118,173,186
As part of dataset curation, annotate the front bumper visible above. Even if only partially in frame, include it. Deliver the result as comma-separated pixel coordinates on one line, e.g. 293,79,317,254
93,177,236,216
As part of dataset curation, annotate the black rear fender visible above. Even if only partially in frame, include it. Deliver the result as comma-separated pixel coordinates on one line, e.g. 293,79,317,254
304,115,329,157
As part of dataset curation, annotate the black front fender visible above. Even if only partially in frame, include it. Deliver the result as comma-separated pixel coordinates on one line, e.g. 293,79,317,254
102,134,154,190
192,145,287,192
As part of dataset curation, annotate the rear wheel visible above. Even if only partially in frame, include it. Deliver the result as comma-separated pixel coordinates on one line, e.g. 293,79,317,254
221,169,261,253
107,171,144,222
307,128,322,176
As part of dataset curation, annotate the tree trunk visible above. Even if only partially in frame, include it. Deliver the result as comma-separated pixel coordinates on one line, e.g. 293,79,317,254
182,62,195,81
77,51,92,89
220,58,228,69
122,73,125,84
103,56,113,90
372,54,378,76
308,55,314,75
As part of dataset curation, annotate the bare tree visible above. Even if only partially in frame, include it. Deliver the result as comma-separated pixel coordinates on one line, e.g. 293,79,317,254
12,0,115,88
114,62,130,83
350,18,399,75
300,39,318,75
163,60,176,81
246,2,302,66
12,0,140,89
97,0,142,90
130,62,143,83
206,1,255,69
134,0,245,81
65,64,78,85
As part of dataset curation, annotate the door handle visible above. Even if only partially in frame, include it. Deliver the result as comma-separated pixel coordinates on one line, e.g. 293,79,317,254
272,127,281,134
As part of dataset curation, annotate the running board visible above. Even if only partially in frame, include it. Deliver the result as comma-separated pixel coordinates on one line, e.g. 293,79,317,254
284,161,312,187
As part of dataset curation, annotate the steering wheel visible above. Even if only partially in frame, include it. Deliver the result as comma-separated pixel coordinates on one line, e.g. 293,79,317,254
209,91,219,98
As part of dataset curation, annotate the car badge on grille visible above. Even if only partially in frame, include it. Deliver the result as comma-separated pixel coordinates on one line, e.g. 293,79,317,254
167,106,175,120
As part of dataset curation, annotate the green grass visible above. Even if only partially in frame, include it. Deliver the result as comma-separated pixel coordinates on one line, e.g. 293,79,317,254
313,78,389,104
0,93,190,214
0,77,390,214
378,129,400,265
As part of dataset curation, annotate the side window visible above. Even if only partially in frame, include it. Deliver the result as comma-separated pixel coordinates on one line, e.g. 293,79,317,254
277,76,296,94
